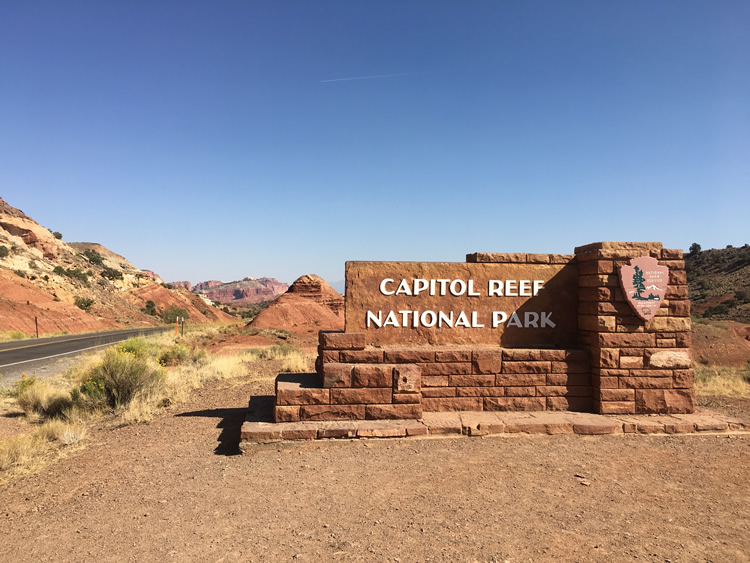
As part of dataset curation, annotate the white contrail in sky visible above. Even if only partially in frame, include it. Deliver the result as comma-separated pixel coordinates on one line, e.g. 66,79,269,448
319,72,410,83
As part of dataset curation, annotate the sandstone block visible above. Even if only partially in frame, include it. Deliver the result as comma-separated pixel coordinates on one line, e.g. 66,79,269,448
547,396,593,411
356,421,408,438
435,349,472,362
572,421,622,434
276,377,330,406
668,300,690,317
669,270,687,285
574,241,663,254
597,333,656,348
665,285,689,299
383,349,435,363
422,375,449,387
593,348,619,368
421,362,473,376
547,373,591,386
549,254,575,264
472,350,503,374
676,332,691,348
274,406,300,422
320,350,340,363
319,332,365,350
352,365,393,388
505,386,537,396
540,350,568,360
536,386,592,397
317,422,358,439
421,387,456,398
645,317,690,333
421,412,463,434
280,423,318,441
598,401,636,414
392,393,421,404
578,315,616,332
502,361,551,374
502,349,542,361
619,356,643,369
422,397,482,412
496,373,546,386
578,287,612,302
647,350,691,369
331,388,392,405
577,260,614,275
300,405,365,421
661,248,683,259
526,253,551,263
456,386,506,397
673,369,694,388
600,388,635,401
657,338,677,348
635,389,695,414
466,252,526,263
484,397,545,411
340,349,384,363
619,377,672,389
393,365,422,393
240,421,283,441
449,374,495,387
322,363,352,388
366,403,422,420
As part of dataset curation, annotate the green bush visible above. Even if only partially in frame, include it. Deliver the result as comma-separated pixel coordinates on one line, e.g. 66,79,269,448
118,338,157,358
141,300,157,316
83,249,104,265
53,266,89,284
52,231,63,240
74,297,95,312
101,266,123,280
0,246,8,259
158,344,190,366
78,348,164,409
161,306,189,324
13,270,25,278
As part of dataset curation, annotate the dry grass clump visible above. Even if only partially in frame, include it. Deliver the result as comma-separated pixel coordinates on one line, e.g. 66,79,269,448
242,343,315,373
694,363,750,398
17,380,74,419
0,330,28,342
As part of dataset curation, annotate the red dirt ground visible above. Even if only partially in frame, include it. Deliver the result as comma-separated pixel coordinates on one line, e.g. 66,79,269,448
1,368,748,561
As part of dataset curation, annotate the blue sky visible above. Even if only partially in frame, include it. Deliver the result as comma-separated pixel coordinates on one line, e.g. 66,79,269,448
1,1,748,286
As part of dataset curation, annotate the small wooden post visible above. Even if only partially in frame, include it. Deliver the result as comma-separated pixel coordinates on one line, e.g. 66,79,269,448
35,316,39,339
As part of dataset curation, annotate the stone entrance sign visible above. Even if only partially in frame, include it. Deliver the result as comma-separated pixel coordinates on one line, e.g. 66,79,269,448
345,261,578,348
273,242,695,422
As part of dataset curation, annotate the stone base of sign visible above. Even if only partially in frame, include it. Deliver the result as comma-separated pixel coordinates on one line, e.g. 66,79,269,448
269,242,695,419
240,409,748,445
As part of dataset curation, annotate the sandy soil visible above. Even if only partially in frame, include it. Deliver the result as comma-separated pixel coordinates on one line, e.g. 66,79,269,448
1,371,748,562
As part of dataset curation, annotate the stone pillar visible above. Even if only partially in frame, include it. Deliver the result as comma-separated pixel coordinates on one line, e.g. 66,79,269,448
575,242,694,414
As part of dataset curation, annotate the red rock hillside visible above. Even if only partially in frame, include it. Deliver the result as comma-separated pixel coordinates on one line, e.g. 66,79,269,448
192,277,289,305
0,196,234,335
249,274,343,333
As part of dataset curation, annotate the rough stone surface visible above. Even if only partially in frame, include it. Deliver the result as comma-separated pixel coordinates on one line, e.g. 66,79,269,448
648,351,692,369
345,261,578,347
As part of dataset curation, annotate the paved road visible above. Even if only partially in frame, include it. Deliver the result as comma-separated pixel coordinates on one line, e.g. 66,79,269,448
0,327,172,370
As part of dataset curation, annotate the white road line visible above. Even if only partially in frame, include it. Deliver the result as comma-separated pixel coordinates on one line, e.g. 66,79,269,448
0,341,122,368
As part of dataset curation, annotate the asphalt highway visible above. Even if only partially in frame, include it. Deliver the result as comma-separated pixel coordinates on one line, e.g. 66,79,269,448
0,327,172,370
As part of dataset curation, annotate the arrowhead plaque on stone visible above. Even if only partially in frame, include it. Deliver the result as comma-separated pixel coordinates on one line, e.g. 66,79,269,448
619,256,668,321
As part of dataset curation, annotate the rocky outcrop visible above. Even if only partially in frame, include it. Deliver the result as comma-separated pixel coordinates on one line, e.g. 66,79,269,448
170,281,192,291
192,280,224,293
198,277,288,305
249,275,343,332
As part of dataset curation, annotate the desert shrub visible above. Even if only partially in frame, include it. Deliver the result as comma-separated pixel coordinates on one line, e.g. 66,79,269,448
161,306,189,324
0,330,29,342
142,300,157,316
77,348,165,409
190,348,208,364
280,351,313,373
735,290,749,303
53,266,89,284
16,381,73,419
74,297,95,312
689,242,701,255
28,260,38,270
0,246,8,259
703,304,730,318
82,248,104,265
13,270,25,278
158,343,190,366
101,266,123,280
52,231,62,240
118,338,158,359
161,283,174,290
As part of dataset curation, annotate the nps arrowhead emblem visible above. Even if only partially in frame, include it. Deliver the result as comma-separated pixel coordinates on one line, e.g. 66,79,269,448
619,256,668,321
